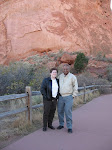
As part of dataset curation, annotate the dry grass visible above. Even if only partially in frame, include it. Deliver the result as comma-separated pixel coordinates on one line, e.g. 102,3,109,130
73,90,100,108
32,95,43,105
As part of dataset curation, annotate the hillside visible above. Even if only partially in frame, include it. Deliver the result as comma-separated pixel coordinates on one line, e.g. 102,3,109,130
0,0,112,64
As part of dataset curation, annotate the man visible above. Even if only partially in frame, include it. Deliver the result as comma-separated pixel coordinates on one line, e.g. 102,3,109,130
57,64,78,133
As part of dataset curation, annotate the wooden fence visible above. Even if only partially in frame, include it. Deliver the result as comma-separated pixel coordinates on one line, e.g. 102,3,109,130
0,84,111,124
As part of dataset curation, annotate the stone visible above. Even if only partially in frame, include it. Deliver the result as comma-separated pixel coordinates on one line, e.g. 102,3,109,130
0,0,112,64
60,53,75,64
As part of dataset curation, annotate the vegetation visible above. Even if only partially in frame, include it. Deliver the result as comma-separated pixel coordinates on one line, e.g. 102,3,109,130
95,52,112,63
77,72,111,94
77,72,110,87
107,65,112,82
74,52,89,73
0,61,49,96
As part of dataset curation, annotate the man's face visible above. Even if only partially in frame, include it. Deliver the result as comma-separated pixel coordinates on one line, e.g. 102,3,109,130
63,66,70,75
50,70,57,78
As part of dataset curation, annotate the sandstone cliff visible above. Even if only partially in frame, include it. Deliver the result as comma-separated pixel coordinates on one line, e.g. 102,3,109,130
0,0,112,64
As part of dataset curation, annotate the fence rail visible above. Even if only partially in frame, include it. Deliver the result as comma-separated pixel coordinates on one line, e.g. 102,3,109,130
0,93,27,102
0,84,111,124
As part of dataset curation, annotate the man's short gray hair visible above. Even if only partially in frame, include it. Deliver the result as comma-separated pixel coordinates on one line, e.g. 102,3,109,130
63,64,70,68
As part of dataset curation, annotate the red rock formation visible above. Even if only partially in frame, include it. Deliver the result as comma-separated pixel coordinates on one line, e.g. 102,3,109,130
0,0,112,64
60,53,75,64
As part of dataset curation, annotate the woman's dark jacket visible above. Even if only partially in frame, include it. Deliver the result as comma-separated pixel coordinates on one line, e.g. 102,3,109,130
40,77,59,101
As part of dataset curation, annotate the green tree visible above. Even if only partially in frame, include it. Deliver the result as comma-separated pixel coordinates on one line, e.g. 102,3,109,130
74,52,89,73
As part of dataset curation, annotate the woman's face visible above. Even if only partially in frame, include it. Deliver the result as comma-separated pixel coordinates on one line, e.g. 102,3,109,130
50,70,58,78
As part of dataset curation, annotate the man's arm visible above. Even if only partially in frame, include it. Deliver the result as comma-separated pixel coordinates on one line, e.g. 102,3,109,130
72,76,78,97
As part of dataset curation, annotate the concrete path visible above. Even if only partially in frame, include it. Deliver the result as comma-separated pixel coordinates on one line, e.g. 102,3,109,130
2,94,112,150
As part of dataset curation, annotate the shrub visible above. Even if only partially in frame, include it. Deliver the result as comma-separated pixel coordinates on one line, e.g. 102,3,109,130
0,61,49,96
94,52,112,63
77,72,110,86
77,72,95,87
77,72,110,94
74,52,89,73
28,66,49,91
107,65,112,82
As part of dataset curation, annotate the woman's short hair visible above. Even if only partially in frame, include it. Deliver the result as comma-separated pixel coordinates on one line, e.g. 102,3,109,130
50,68,58,73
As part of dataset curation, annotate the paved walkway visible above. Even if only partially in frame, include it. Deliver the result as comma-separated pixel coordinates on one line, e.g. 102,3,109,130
2,94,112,150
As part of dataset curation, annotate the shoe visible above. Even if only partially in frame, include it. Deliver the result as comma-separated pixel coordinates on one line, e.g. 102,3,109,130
57,125,64,129
68,129,72,133
48,125,55,130
43,127,47,131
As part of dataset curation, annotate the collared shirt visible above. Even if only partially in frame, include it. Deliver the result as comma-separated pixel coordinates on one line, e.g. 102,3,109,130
52,79,58,98
58,72,78,97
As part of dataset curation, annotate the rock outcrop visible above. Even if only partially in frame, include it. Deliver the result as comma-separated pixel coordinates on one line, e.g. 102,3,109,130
60,53,75,64
0,0,112,64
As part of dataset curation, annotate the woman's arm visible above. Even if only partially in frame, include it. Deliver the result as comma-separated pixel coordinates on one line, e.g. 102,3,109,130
40,78,47,99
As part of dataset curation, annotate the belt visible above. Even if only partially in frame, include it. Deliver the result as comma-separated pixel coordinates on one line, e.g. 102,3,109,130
52,97,57,101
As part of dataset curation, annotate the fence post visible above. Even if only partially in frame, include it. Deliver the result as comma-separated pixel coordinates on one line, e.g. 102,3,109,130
83,83,86,104
26,86,32,124
99,85,102,94
92,83,95,94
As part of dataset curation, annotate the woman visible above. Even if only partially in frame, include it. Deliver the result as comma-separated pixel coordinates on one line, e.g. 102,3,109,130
40,68,59,131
